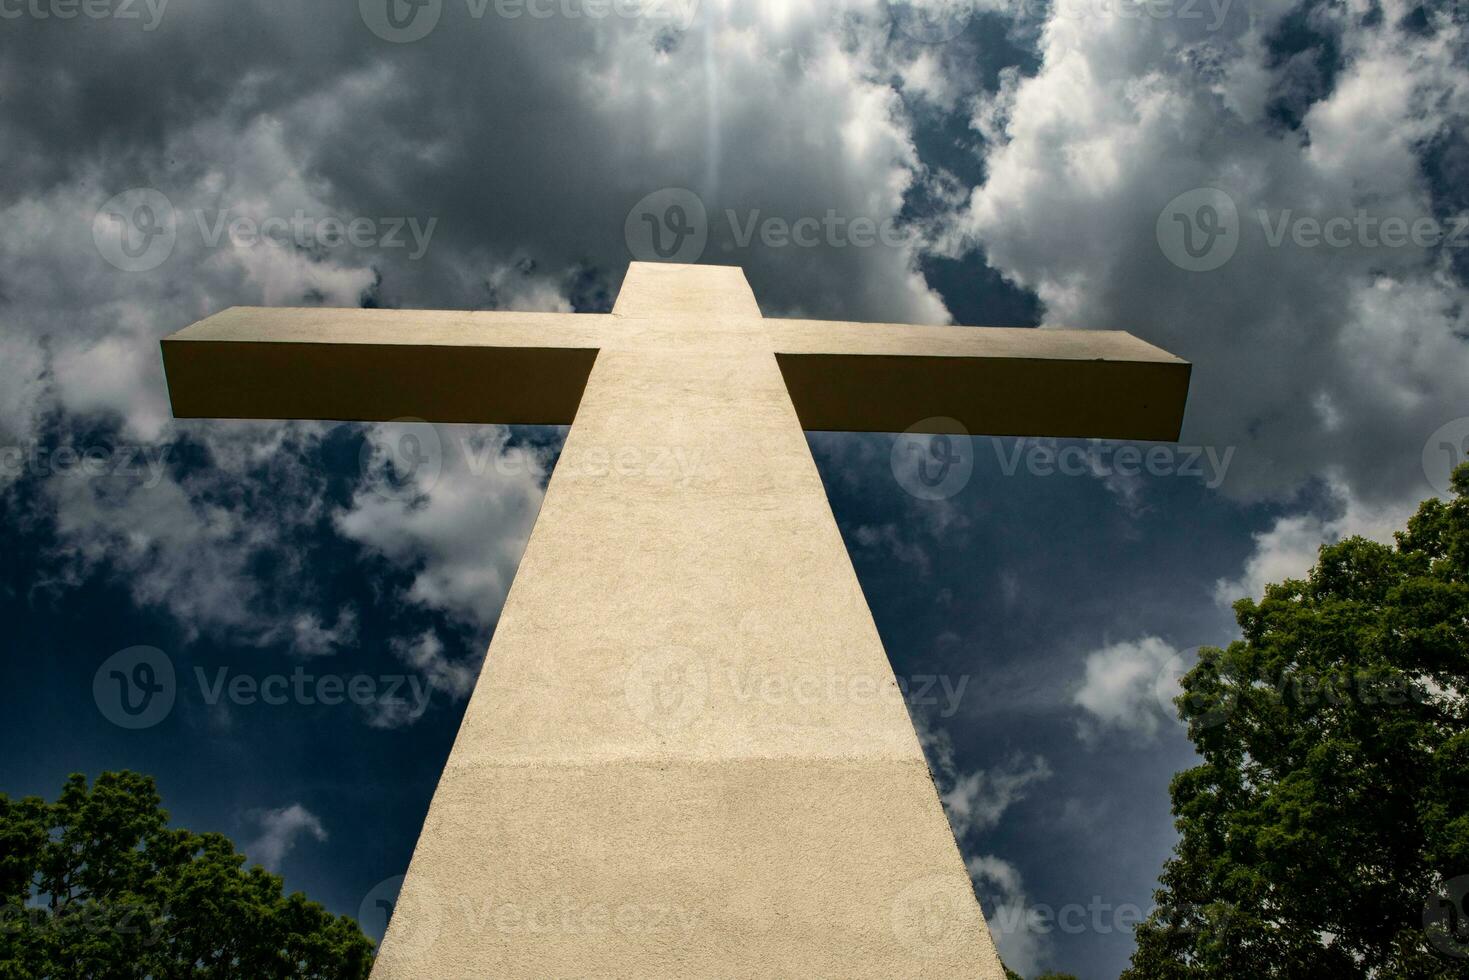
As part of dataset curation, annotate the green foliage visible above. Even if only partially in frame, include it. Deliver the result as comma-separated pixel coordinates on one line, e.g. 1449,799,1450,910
1125,465,1469,979
0,771,373,979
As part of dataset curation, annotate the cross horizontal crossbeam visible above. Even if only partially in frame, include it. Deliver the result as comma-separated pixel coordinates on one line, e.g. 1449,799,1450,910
163,266,1188,440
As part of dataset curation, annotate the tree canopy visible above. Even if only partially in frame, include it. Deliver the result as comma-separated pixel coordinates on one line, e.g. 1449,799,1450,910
0,771,373,979
1125,466,1469,978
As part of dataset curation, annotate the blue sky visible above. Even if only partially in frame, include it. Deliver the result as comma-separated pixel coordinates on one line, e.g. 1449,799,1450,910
1,1,1466,976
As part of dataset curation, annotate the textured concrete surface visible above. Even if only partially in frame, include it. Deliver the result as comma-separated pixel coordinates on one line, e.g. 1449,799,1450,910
162,263,1191,978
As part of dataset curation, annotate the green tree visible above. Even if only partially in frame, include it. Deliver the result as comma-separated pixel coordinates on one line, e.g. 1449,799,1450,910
0,771,373,979
1125,466,1469,979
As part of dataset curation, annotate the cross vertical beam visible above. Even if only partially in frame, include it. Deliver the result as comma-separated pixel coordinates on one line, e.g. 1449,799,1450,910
161,262,1190,977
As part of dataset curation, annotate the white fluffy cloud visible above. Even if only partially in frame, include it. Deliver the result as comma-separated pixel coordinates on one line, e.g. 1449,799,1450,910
0,0,962,671
968,853,1051,978
244,803,328,872
959,0,1461,482
913,708,1052,838
335,425,549,630
1214,477,1413,604
1072,635,1187,742
948,0,1467,636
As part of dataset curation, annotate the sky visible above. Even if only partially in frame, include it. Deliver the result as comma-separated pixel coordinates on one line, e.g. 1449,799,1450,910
0,0,1466,976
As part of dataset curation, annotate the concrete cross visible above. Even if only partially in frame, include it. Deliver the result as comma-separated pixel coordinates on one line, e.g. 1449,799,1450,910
162,262,1189,977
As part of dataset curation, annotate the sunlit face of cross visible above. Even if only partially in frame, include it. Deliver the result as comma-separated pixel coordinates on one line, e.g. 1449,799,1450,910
161,262,1188,977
